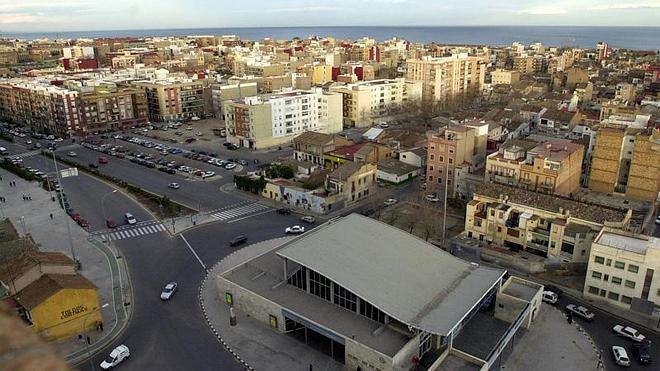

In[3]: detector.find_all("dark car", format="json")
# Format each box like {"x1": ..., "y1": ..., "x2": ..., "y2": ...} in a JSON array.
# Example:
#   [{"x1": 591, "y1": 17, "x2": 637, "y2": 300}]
[
  {"x1": 229, "y1": 235, "x2": 248, "y2": 247},
  {"x1": 277, "y1": 208, "x2": 291, "y2": 215},
  {"x1": 631, "y1": 342, "x2": 652, "y2": 364},
  {"x1": 89, "y1": 162, "x2": 99, "y2": 169},
  {"x1": 77, "y1": 218, "x2": 89, "y2": 228},
  {"x1": 106, "y1": 219, "x2": 118, "y2": 229},
  {"x1": 544, "y1": 284, "x2": 563, "y2": 298}
]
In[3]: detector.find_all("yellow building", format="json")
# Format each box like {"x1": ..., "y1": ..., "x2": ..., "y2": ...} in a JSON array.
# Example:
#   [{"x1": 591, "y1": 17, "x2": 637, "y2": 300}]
[
  {"x1": 405, "y1": 53, "x2": 486, "y2": 102},
  {"x1": 300, "y1": 63, "x2": 333, "y2": 85},
  {"x1": 584, "y1": 228, "x2": 660, "y2": 310},
  {"x1": 465, "y1": 183, "x2": 631, "y2": 264},
  {"x1": 490, "y1": 69, "x2": 520, "y2": 85},
  {"x1": 14, "y1": 274, "x2": 101, "y2": 340}
]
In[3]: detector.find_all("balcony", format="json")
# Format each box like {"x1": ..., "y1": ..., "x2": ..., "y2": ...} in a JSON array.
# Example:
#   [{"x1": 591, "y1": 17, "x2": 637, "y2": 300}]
[{"x1": 527, "y1": 241, "x2": 548, "y2": 252}]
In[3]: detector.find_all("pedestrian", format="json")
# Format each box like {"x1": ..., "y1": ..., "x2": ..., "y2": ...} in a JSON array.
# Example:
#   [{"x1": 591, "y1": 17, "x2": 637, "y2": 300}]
[
  {"x1": 22, "y1": 194, "x2": 25, "y2": 201},
  {"x1": 78, "y1": 334, "x2": 83, "y2": 342},
  {"x1": 28, "y1": 195, "x2": 31, "y2": 201},
  {"x1": 99, "y1": 321, "x2": 104, "y2": 332},
  {"x1": 86, "y1": 336, "x2": 91, "y2": 345},
  {"x1": 49, "y1": 213, "x2": 53, "y2": 219}
]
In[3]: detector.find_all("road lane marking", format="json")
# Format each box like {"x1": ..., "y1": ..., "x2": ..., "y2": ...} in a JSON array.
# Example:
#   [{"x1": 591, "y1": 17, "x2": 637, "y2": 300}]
[
  {"x1": 180, "y1": 235, "x2": 206, "y2": 270},
  {"x1": 227, "y1": 208, "x2": 274, "y2": 224}
]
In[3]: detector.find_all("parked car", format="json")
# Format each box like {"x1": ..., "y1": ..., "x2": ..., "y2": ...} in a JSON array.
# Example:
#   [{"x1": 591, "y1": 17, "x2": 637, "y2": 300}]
[
  {"x1": 106, "y1": 219, "x2": 118, "y2": 229},
  {"x1": 77, "y1": 218, "x2": 89, "y2": 228},
  {"x1": 160, "y1": 282, "x2": 178, "y2": 300},
  {"x1": 168, "y1": 182, "x2": 180, "y2": 189},
  {"x1": 612, "y1": 345, "x2": 631, "y2": 367},
  {"x1": 544, "y1": 284, "x2": 563, "y2": 298},
  {"x1": 383, "y1": 198, "x2": 398, "y2": 206},
  {"x1": 542, "y1": 291, "x2": 558, "y2": 305},
  {"x1": 613, "y1": 325, "x2": 646, "y2": 342},
  {"x1": 201, "y1": 171, "x2": 215, "y2": 179},
  {"x1": 237, "y1": 159, "x2": 248, "y2": 166},
  {"x1": 425, "y1": 194, "x2": 440, "y2": 202},
  {"x1": 225, "y1": 163, "x2": 237, "y2": 170},
  {"x1": 277, "y1": 208, "x2": 291, "y2": 215},
  {"x1": 98, "y1": 156, "x2": 108, "y2": 164},
  {"x1": 229, "y1": 235, "x2": 248, "y2": 247},
  {"x1": 285, "y1": 225, "x2": 305, "y2": 234},
  {"x1": 67, "y1": 151, "x2": 77, "y2": 157},
  {"x1": 100, "y1": 344, "x2": 130, "y2": 370},
  {"x1": 630, "y1": 341, "x2": 652, "y2": 364},
  {"x1": 300, "y1": 216, "x2": 316, "y2": 224},
  {"x1": 124, "y1": 213, "x2": 137, "y2": 225},
  {"x1": 565, "y1": 304, "x2": 595, "y2": 321}
]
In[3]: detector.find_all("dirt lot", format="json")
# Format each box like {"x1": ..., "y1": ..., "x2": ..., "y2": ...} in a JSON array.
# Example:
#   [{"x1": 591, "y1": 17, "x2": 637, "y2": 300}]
[{"x1": 376, "y1": 201, "x2": 464, "y2": 245}]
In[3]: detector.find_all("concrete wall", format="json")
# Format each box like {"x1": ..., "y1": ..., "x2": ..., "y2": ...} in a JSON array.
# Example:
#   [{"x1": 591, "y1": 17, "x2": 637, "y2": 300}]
[
  {"x1": 216, "y1": 277, "x2": 286, "y2": 333},
  {"x1": 392, "y1": 332, "x2": 420, "y2": 370},
  {"x1": 494, "y1": 292, "x2": 527, "y2": 325},
  {"x1": 345, "y1": 336, "x2": 394, "y2": 371},
  {"x1": 32, "y1": 288, "x2": 102, "y2": 341}
]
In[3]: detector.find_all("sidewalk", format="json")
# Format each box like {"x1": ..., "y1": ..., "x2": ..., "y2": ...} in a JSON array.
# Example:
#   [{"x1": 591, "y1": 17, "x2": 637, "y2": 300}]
[
  {"x1": 502, "y1": 305, "x2": 601, "y2": 371},
  {"x1": 199, "y1": 238, "x2": 344, "y2": 371},
  {"x1": 0, "y1": 169, "x2": 132, "y2": 365}
]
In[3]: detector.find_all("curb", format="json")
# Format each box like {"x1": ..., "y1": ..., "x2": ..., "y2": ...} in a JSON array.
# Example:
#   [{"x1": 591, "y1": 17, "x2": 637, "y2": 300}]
[{"x1": 198, "y1": 261, "x2": 255, "y2": 371}]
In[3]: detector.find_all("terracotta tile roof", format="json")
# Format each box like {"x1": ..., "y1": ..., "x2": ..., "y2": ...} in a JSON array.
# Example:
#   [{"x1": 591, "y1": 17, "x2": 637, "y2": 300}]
[
  {"x1": 0, "y1": 251, "x2": 73, "y2": 283},
  {"x1": 14, "y1": 274, "x2": 96, "y2": 310},
  {"x1": 328, "y1": 161, "x2": 363, "y2": 180},
  {"x1": 293, "y1": 131, "x2": 334, "y2": 146}
]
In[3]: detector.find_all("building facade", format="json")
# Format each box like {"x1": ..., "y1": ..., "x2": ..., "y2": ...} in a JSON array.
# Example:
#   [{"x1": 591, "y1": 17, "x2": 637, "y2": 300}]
[
  {"x1": 135, "y1": 78, "x2": 208, "y2": 122},
  {"x1": 223, "y1": 89, "x2": 343, "y2": 149},
  {"x1": 405, "y1": 54, "x2": 486, "y2": 102}
]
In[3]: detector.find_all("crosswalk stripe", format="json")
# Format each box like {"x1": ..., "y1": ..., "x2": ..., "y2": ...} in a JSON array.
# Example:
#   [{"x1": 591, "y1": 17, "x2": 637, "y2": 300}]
[
  {"x1": 137, "y1": 227, "x2": 146, "y2": 235},
  {"x1": 120, "y1": 231, "x2": 128, "y2": 239},
  {"x1": 155, "y1": 224, "x2": 165, "y2": 231}
]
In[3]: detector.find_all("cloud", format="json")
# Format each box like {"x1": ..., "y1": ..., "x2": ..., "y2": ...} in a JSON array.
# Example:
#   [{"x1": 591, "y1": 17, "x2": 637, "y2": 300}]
[
  {"x1": 588, "y1": 2, "x2": 660, "y2": 10},
  {"x1": 0, "y1": 13, "x2": 45, "y2": 24},
  {"x1": 517, "y1": 6, "x2": 568, "y2": 15}
]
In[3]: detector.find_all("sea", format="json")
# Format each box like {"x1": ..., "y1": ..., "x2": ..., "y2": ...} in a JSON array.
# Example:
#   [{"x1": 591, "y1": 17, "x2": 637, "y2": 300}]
[{"x1": 2, "y1": 26, "x2": 659, "y2": 51}]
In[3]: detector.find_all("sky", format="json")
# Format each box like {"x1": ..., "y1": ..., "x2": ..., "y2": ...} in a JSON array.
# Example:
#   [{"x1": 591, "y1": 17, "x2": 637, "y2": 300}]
[{"x1": 0, "y1": 0, "x2": 659, "y2": 32}]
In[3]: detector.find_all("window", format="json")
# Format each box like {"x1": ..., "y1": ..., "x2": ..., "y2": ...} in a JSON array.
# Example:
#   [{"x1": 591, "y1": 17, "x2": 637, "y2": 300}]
[
  {"x1": 621, "y1": 296, "x2": 632, "y2": 304},
  {"x1": 628, "y1": 265, "x2": 639, "y2": 273},
  {"x1": 599, "y1": 289, "x2": 606, "y2": 297},
  {"x1": 591, "y1": 271, "x2": 602, "y2": 279},
  {"x1": 588, "y1": 286, "x2": 599, "y2": 295},
  {"x1": 625, "y1": 280, "x2": 636, "y2": 289},
  {"x1": 612, "y1": 277, "x2": 622, "y2": 285},
  {"x1": 288, "y1": 267, "x2": 307, "y2": 291},
  {"x1": 429, "y1": 166, "x2": 434, "y2": 171},
  {"x1": 309, "y1": 270, "x2": 332, "y2": 301},
  {"x1": 333, "y1": 284, "x2": 357, "y2": 312},
  {"x1": 430, "y1": 154, "x2": 435, "y2": 160},
  {"x1": 603, "y1": 274, "x2": 609, "y2": 282},
  {"x1": 614, "y1": 261, "x2": 625, "y2": 269},
  {"x1": 594, "y1": 256, "x2": 605, "y2": 264},
  {"x1": 608, "y1": 292, "x2": 620, "y2": 301},
  {"x1": 359, "y1": 299, "x2": 386, "y2": 323}
]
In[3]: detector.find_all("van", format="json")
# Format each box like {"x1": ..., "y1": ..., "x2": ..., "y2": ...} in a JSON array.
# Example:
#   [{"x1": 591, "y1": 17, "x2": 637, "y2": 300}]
[{"x1": 124, "y1": 213, "x2": 137, "y2": 225}]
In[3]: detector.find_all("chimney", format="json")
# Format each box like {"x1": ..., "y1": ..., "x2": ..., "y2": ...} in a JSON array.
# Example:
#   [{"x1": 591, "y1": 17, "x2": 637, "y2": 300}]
[{"x1": 559, "y1": 207, "x2": 564, "y2": 215}]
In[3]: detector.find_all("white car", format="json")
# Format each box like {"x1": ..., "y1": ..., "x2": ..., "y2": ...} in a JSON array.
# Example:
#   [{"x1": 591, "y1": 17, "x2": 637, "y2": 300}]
[
  {"x1": 225, "y1": 163, "x2": 237, "y2": 170},
  {"x1": 285, "y1": 225, "x2": 305, "y2": 234},
  {"x1": 656, "y1": 216, "x2": 660, "y2": 225},
  {"x1": 612, "y1": 345, "x2": 631, "y2": 367},
  {"x1": 565, "y1": 304, "x2": 595, "y2": 321},
  {"x1": 425, "y1": 194, "x2": 440, "y2": 202},
  {"x1": 542, "y1": 291, "x2": 558, "y2": 305},
  {"x1": 383, "y1": 198, "x2": 397, "y2": 206},
  {"x1": 160, "y1": 282, "x2": 178, "y2": 300},
  {"x1": 53, "y1": 137, "x2": 63, "y2": 142},
  {"x1": 124, "y1": 213, "x2": 137, "y2": 225},
  {"x1": 100, "y1": 344, "x2": 130, "y2": 369},
  {"x1": 26, "y1": 140, "x2": 33, "y2": 145},
  {"x1": 168, "y1": 182, "x2": 180, "y2": 189},
  {"x1": 201, "y1": 171, "x2": 215, "y2": 179},
  {"x1": 612, "y1": 325, "x2": 645, "y2": 342},
  {"x1": 68, "y1": 151, "x2": 77, "y2": 157}
]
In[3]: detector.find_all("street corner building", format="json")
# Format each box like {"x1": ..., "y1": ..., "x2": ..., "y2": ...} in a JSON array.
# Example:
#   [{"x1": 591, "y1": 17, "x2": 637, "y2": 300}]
[{"x1": 217, "y1": 214, "x2": 543, "y2": 370}]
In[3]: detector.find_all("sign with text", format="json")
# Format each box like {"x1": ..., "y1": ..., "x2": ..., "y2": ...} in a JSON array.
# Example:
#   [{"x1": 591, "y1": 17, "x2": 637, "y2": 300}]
[{"x1": 60, "y1": 168, "x2": 79, "y2": 178}]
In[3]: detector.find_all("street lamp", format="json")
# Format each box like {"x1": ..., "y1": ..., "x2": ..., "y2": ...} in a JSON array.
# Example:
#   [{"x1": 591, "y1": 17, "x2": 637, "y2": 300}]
[
  {"x1": 101, "y1": 190, "x2": 118, "y2": 224},
  {"x1": 82, "y1": 302, "x2": 108, "y2": 371}
]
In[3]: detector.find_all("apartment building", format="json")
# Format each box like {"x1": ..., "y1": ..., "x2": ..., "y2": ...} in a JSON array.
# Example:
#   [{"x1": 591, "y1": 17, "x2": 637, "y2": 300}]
[
  {"x1": 232, "y1": 60, "x2": 285, "y2": 77},
  {"x1": 584, "y1": 228, "x2": 660, "y2": 310},
  {"x1": 134, "y1": 78, "x2": 208, "y2": 122},
  {"x1": 426, "y1": 121, "x2": 489, "y2": 195},
  {"x1": 512, "y1": 55, "x2": 546, "y2": 75},
  {"x1": 76, "y1": 85, "x2": 148, "y2": 133},
  {"x1": 325, "y1": 162, "x2": 377, "y2": 206},
  {"x1": 223, "y1": 89, "x2": 342, "y2": 149},
  {"x1": 405, "y1": 53, "x2": 486, "y2": 102},
  {"x1": 0, "y1": 79, "x2": 80, "y2": 137},
  {"x1": 490, "y1": 69, "x2": 520, "y2": 85},
  {"x1": 330, "y1": 78, "x2": 422, "y2": 127},
  {"x1": 465, "y1": 183, "x2": 631, "y2": 264},
  {"x1": 486, "y1": 140, "x2": 584, "y2": 197},
  {"x1": 210, "y1": 81, "x2": 258, "y2": 117},
  {"x1": 589, "y1": 127, "x2": 659, "y2": 201}
]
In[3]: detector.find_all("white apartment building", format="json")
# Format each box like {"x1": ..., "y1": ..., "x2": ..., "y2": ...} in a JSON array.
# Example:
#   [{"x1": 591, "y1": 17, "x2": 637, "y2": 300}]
[
  {"x1": 584, "y1": 228, "x2": 660, "y2": 311},
  {"x1": 330, "y1": 78, "x2": 422, "y2": 127},
  {"x1": 223, "y1": 88, "x2": 342, "y2": 149}
]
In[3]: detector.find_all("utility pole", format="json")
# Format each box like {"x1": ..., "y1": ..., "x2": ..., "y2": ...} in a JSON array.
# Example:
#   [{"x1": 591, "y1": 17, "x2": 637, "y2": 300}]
[{"x1": 52, "y1": 151, "x2": 77, "y2": 264}]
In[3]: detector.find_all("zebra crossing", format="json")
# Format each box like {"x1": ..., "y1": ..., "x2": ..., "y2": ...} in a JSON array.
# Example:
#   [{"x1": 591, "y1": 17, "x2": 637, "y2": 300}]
[
  {"x1": 10, "y1": 150, "x2": 41, "y2": 159},
  {"x1": 208, "y1": 202, "x2": 271, "y2": 222},
  {"x1": 92, "y1": 220, "x2": 167, "y2": 241}
]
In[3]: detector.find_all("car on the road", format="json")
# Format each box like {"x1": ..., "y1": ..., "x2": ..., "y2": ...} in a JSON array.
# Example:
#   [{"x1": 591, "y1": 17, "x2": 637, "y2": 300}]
[
  {"x1": 46, "y1": 135, "x2": 55, "y2": 140},
  {"x1": 25, "y1": 140, "x2": 32, "y2": 145},
  {"x1": 98, "y1": 156, "x2": 108, "y2": 164},
  {"x1": 383, "y1": 198, "x2": 398, "y2": 206},
  {"x1": 285, "y1": 225, "x2": 305, "y2": 234},
  {"x1": 542, "y1": 291, "x2": 558, "y2": 305},
  {"x1": 631, "y1": 341, "x2": 652, "y2": 364},
  {"x1": 160, "y1": 282, "x2": 178, "y2": 300},
  {"x1": 89, "y1": 163, "x2": 99, "y2": 169},
  {"x1": 277, "y1": 208, "x2": 291, "y2": 215},
  {"x1": 201, "y1": 171, "x2": 215, "y2": 179},
  {"x1": 225, "y1": 163, "x2": 237, "y2": 170},
  {"x1": 67, "y1": 151, "x2": 77, "y2": 157},
  {"x1": 565, "y1": 304, "x2": 595, "y2": 321},
  {"x1": 106, "y1": 219, "x2": 118, "y2": 229},
  {"x1": 124, "y1": 213, "x2": 137, "y2": 225},
  {"x1": 168, "y1": 182, "x2": 180, "y2": 189},
  {"x1": 425, "y1": 194, "x2": 440, "y2": 202},
  {"x1": 613, "y1": 325, "x2": 646, "y2": 342},
  {"x1": 656, "y1": 215, "x2": 660, "y2": 225},
  {"x1": 612, "y1": 345, "x2": 631, "y2": 367},
  {"x1": 100, "y1": 344, "x2": 130, "y2": 370},
  {"x1": 229, "y1": 235, "x2": 248, "y2": 247},
  {"x1": 300, "y1": 216, "x2": 316, "y2": 224}
]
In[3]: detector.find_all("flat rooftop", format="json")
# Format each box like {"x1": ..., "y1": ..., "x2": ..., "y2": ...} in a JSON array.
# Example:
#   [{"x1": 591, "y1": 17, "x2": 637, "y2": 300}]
[
  {"x1": 503, "y1": 282, "x2": 539, "y2": 302},
  {"x1": 597, "y1": 232, "x2": 659, "y2": 255},
  {"x1": 453, "y1": 312, "x2": 511, "y2": 360}
]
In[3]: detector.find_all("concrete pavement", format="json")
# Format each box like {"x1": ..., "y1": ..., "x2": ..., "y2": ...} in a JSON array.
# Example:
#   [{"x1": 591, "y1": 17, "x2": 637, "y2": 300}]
[
  {"x1": 502, "y1": 304, "x2": 600, "y2": 371},
  {"x1": 0, "y1": 169, "x2": 132, "y2": 365}
]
